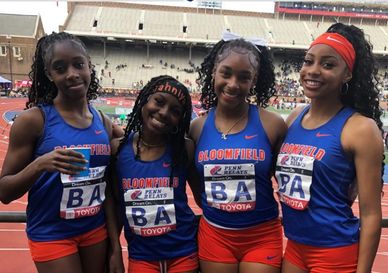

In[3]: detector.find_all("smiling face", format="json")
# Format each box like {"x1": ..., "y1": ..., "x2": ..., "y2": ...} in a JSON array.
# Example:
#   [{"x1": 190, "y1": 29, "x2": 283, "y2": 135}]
[
  {"x1": 213, "y1": 49, "x2": 258, "y2": 109},
  {"x1": 300, "y1": 44, "x2": 352, "y2": 101},
  {"x1": 141, "y1": 92, "x2": 183, "y2": 137},
  {"x1": 45, "y1": 41, "x2": 91, "y2": 100}
]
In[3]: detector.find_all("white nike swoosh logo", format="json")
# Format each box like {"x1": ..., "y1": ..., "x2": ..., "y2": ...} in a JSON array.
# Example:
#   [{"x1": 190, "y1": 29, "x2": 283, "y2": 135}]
[{"x1": 326, "y1": 35, "x2": 344, "y2": 45}]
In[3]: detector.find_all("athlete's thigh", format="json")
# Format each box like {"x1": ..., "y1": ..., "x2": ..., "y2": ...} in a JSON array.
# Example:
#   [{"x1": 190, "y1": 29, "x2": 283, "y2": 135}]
[
  {"x1": 240, "y1": 261, "x2": 280, "y2": 273},
  {"x1": 179, "y1": 270, "x2": 199, "y2": 273},
  {"x1": 199, "y1": 260, "x2": 238, "y2": 273},
  {"x1": 35, "y1": 252, "x2": 83, "y2": 273},
  {"x1": 281, "y1": 259, "x2": 308, "y2": 273},
  {"x1": 79, "y1": 239, "x2": 108, "y2": 273}
]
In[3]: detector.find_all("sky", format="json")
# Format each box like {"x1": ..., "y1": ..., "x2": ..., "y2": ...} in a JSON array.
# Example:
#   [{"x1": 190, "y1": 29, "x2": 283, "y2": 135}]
[{"x1": 0, "y1": 0, "x2": 275, "y2": 34}]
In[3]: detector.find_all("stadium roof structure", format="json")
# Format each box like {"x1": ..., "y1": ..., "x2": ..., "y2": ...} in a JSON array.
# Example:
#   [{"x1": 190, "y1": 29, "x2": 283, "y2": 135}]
[{"x1": 0, "y1": 14, "x2": 42, "y2": 38}]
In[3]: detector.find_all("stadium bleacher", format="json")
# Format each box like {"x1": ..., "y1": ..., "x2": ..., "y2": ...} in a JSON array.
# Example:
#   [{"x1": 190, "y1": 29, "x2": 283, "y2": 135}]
[{"x1": 60, "y1": 2, "x2": 388, "y2": 98}]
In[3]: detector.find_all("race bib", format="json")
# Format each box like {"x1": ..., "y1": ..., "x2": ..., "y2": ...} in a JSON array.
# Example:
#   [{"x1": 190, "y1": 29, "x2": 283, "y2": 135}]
[
  {"x1": 124, "y1": 187, "x2": 176, "y2": 237},
  {"x1": 275, "y1": 154, "x2": 314, "y2": 210},
  {"x1": 204, "y1": 164, "x2": 256, "y2": 212},
  {"x1": 60, "y1": 166, "x2": 106, "y2": 219}
]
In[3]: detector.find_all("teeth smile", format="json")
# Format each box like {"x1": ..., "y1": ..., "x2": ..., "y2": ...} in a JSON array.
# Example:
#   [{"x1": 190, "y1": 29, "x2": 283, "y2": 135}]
[
  {"x1": 305, "y1": 80, "x2": 321, "y2": 86},
  {"x1": 152, "y1": 117, "x2": 167, "y2": 126},
  {"x1": 223, "y1": 91, "x2": 238, "y2": 98}
]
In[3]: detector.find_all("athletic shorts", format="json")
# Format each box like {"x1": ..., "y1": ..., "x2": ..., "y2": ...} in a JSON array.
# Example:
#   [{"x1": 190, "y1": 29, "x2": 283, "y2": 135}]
[
  {"x1": 198, "y1": 217, "x2": 282, "y2": 267},
  {"x1": 28, "y1": 225, "x2": 107, "y2": 262},
  {"x1": 128, "y1": 252, "x2": 198, "y2": 273},
  {"x1": 284, "y1": 239, "x2": 358, "y2": 273}
]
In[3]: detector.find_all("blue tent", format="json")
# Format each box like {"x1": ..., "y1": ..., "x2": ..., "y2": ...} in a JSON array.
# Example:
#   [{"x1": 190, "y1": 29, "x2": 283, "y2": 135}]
[
  {"x1": 0, "y1": 75, "x2": 11, "y2": 84},
  {"x1": 0, "y1": 75, "x2": 12, "y2": 93}
]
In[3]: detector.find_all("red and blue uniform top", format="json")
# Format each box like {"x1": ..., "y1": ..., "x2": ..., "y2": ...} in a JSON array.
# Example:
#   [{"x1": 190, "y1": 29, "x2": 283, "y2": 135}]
[
  {"x1": 27, "y1": 105, "x2": 110, "y2": 241},
  {"x1": 115, "y1": 132, "x2": 197, "y2": 261},
  {"x1": 275, "y1": 106, "x2": 358, "y2": 247},
  {"x1": 195, "y1": 104, "x2": 278, "y2": 229}
]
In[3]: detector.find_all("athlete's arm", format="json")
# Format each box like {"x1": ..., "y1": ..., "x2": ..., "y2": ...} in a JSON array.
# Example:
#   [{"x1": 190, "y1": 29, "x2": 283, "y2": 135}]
[
  {"x1": 342, "y1": 114, "x2": 383, "y2": 273},
  {"x1": 104, "y1": 137, "x2": 125, "y2": 273},
  {"x1": 188, "y1": 115, "x2": 206, "y2": 144},
  {"x1": 186, "y1": 137, "x2": 202, "y2": 208},
  {"x1": 259, "y1": 108, "x2": 288, "y2": 175},
  {"x1": 0, "y1": 108, "x2": 86, "y2": 204}
]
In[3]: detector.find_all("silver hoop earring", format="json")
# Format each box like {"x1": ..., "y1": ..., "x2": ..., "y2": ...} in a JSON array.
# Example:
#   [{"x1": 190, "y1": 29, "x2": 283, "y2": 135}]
[
  {"x1": 171, "y1": 126, "x2": 179, "y2": 134},
  {"x1": 249, "y1": 85, "x2": 256, "y2": 95},
  {"x1": 341, "y1": 82, "x2": 349, "y2": 95}
]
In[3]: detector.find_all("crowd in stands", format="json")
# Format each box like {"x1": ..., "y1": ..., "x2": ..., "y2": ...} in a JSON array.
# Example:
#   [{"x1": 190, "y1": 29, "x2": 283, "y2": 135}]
[{"x1": 4, "y1": 53, "x2": 388, "y2": 104}]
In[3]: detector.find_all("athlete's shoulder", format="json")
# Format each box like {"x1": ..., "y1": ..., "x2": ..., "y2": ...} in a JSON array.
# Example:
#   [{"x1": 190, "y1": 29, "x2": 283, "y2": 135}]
[
  {"x1": 259, "y1": 107, "x2": 287, "y2": 145},
  {"x1": 342, "y1": 113, "x2": 383, "y2": 152},
  {"x1": 189, "y1": 114, "x2": 207, "y2": 144}
]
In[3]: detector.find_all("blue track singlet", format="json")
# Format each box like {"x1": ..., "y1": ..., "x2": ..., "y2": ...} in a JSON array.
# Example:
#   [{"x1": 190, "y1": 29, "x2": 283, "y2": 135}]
[
  {"x1": 275, "y1": 106, "x2": 358, "y2": 247},
  {"x1": 195, "y1": 104, "x2": 278, "y2": 229},
  {"x1": 115, "y1": 133, "x2": 197, "y2": 261},
  {"x1": 26, "y1": 105, "x2": 110, "y2": 241}
]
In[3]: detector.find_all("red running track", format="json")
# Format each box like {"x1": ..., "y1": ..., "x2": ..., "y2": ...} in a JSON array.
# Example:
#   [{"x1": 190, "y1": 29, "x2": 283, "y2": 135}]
[{"x1": 0, "y1": 98, "x2": 387, "y2": 273}]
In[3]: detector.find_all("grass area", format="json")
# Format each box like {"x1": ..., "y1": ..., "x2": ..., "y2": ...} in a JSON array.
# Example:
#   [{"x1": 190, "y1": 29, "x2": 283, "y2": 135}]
[
  {"x1": 267, "y1": 106, "x2": 292, "y2": 115},
  {"x1": 94, "y1": 105, "x2": 117, "y2": 114}
]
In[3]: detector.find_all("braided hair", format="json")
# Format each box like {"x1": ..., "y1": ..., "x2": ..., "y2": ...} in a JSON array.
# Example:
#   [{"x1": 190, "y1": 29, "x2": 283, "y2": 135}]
[
  {"x1": 117, "y1": 75, "x2": 192, "y2": 184},
  {"x1": 326, "y1": 23, "x2": 384, "y2": 190},
  {"x1": 198, "y1": 38, "x2": 276, "y2": 110},
  {"x1": 26, "y1": 32, "x2": 99, "y2": 109}
]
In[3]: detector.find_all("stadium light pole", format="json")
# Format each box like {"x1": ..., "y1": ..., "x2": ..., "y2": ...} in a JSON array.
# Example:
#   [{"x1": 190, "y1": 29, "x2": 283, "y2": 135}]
[{"x1": 6, "y1": 35, "x2": 13, "y2": 91}]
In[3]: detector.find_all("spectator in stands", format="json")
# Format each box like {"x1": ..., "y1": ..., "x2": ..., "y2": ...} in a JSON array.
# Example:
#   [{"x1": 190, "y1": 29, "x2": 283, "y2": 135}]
[
  {"x1": 276, "y1": 23, "x2": 383, "y2": 273},
  {"x1": 189, "y1": 33, "x2": 286, "y2": 273},
  {"x1": 110, "y1": 75, "x2": 199, "y2": 273},
  {"x1": 0, "y1": 32, "x2": 123, "y2": 273}
]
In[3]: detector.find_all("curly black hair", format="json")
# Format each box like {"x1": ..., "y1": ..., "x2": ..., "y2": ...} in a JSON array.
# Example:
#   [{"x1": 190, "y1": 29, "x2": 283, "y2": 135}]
[
  {"x1": 26, "y1": 32, "x2": 99, "y2": 109},
  {"x1": 198, "y1": 38, "x2": 276, "y2": 110},
  {"x1": 326, "y1": 23, "x2": 384, "y2": 189},
  {"x1": 117, "y1": 75, "x2": 192, "y2": 185},
  {"x1": 327, "y1": 23, "x2": 383, "y2": 131}
]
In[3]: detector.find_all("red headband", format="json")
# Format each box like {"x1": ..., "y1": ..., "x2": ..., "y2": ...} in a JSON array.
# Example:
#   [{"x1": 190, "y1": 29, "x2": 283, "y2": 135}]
[
  {"x1": 309, "y1": 32, "x2": 355, "y2": 72},
  {"x1": 154, "y1": 80, "x2": 187, "y2": 105}
]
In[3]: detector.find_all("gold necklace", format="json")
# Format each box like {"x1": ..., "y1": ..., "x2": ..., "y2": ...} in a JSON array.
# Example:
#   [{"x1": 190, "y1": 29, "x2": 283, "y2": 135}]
[
  {"x1": 140, "y1": 138, "x2": 165, "y2": 148},
  {"x1": 218, "y1": 113, "x2": 248, "y2": 140}
]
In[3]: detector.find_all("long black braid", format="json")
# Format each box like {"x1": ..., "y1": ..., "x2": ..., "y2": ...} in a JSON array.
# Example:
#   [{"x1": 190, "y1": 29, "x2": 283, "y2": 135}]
[
  {"x1": 198, "y1": 38, "x2": 276, "y2": 110},
  {"x1": 327, "y1": 23, "x2": 385, "y2": 190},
  {"x1": 26, "y1": 32, "x2": 99, "y2": 109},
  {"x1": 117, "y1": 75, "x2": 192, "y2": 186}
]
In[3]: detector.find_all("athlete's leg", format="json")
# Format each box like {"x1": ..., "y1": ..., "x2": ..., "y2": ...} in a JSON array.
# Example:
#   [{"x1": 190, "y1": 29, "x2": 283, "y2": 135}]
[
  {"x1": 200, "y1": 261, "x2": 238, "y2": 273},
  {"x1": 240, "y1": 262, "x2": 280, "y2": 273},
  {"x1": 281, "y1": 259, "x2": 308, "y2": 273},
  {"x1": 179, "y1": 270, "x2": 199, "y2": 273},
  {"x1": 282, "y1": 239, "x2": 308, "y2": 273},
  {"x1": 35, "y1": 253, "x2": 83, "y2": 273},
  {"x1": 79, "y1": 238, "x2": 108, "y2": 273}
]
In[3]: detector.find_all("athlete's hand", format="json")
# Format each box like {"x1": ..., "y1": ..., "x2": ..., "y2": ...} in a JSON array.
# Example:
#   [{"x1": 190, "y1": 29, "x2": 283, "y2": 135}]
[
  {"x1": 112, "y1": 123, "x2": 125, "y2": 139},
  {"x1": 35, "y1": 148, "x2": 88, "y2": 175},
  {"x1": 108, "y1": 250, "x2": 125, "y2": 273}
]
